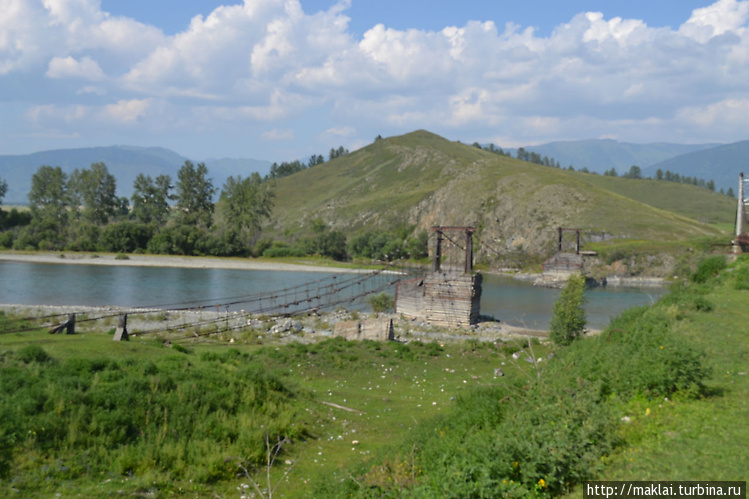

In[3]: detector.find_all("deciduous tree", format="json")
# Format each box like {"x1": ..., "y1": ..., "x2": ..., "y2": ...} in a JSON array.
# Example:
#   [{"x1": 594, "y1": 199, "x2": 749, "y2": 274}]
[
  {"x1": 69, "y1": 162, "x2": 118, "y2": 225},
  {"x1": 132, "y1": 174, "x2": 174, "y2": 224},
  {"x1": 176, "y1": 161, "x2": 216, "y2": 227},
  {"x1": 219, "y1": 172, "x2": 274, "y2": 239},
  {"x1": 28, "y1": 166, "x2": 70, "y2": 224},
  {"x1": 549, "y1": 274, "x2": 587, "y2": 346},
  {"x1": 0, "y1": 177, "x2": 7, "y2": 206}
]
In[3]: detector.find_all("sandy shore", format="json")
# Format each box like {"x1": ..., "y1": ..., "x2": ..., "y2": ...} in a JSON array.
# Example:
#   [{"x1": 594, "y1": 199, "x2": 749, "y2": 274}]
[{"x1": 0, "y1": 250, "x2": 370, "y2": 274}]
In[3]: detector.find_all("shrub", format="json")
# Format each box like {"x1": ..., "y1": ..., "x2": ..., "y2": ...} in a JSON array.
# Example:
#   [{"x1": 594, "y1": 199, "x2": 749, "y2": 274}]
[
  {"x1": 263, "y1": 245, "x2": 306, "y2": 258},
  {"x1": 100, "y1": 221, "x2": 153, "y2": 253},
  {"x1": 691, "y1": 255, "x2": 727, "y2": 283},
  {"x1": 732, "y1": 261, "x2": 749, "y2": 290},
  {"x1": 549, "y1": 274, "x2": 587, "y2": 346},
  {"x1": 367, "y1": 292, "x2": 394, "y2": 313},
  {"x1": 16, "y1": 345, "x2": 51, "y2": 364},
  {"x1": 563, "y1": 306, "x2": 709, "y2": 398}
]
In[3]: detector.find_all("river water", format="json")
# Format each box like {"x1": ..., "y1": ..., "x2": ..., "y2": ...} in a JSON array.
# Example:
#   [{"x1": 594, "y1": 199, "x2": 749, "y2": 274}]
[{"x1": 0, "y1": 261, "x2": 664, "y2": 330}]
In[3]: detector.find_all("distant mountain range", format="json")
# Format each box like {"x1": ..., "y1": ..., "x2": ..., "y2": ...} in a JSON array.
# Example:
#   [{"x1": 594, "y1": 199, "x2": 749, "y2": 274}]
[
  {"x1": 507, "y1": 139, "x2": 720, "y2": 173},
  {"x1": 644, "y1": 140, "x2": 749, "y2": 193},
  {"x1": 0, "y1": 146, "x2": 271, "y2": 205},
  {"x1": 504, "y1": 138, "x2": 747, "y2": 192}
]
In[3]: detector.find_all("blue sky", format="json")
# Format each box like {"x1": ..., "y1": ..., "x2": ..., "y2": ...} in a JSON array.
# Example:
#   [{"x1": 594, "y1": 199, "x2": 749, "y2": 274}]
[{"x1": 2, "y1": 0, "x2": 748, "y2": 163}]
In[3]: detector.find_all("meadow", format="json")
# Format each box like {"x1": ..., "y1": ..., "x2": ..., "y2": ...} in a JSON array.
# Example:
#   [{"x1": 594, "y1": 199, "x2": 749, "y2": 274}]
[{"x1": 1, "y1": 254, "x2": 748, "y2": 497}]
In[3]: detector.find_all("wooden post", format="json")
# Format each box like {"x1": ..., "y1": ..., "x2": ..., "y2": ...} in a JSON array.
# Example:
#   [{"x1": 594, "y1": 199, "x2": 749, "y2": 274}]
[
  {"x1": 735, "y1": 173, "x2": 746, "y2": 255},
  {"x1": 113, "y1": 314, "x2": 129, "y2": 341},
  {"x1": 432, "y1": 227, "x2": 443, "y2": 273},
  {"x1": 65, "y1": 314, "x2": 76, "y2": 335},
  {"x1": 575, "y1": 229, "x2": 580, "y2": 255},
  {"x1": 558, "y1": 227, "x2": 563, "y2": 253},
  {"x1": 464, "y1": 228, "x2": 473, "y2": 273}
]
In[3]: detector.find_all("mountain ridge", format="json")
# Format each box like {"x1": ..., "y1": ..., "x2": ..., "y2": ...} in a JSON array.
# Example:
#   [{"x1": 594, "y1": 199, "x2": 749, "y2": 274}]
[{"x1": 505, "y1": 139, "x2": 721, "y2": 173}]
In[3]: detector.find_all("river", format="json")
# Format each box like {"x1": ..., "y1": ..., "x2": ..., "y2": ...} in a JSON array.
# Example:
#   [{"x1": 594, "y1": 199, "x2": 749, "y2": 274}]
[{"x1": 0, "y1": 261, "x2": 664, "y2": 330}]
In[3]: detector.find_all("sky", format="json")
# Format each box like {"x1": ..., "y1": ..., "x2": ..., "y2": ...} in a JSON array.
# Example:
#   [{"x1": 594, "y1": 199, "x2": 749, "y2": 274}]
[{"x1": 1, "y1": 0, "x2": 748, "y2": 162}]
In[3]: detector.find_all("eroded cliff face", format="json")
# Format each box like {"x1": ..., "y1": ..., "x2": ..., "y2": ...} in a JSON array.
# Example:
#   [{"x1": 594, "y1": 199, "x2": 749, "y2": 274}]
[{"x1": 405, "y1": 170, "x2": 602, "y2": 267}]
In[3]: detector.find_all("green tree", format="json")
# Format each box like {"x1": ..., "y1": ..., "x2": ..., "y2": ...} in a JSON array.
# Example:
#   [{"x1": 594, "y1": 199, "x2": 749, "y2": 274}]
[
  {"x1": 0, "y1": 177, "x2": 7, "y2": 207},
  {"x1": 625, "y1": 165, "x2": 642, "y2": 179},
  {"x1": 69, "y1": 162, "x2": 118, "y2": 225},
  {"x1": 219, "y1": 173, "x2": 274, "y2": 238},
  {"x1": 132, "y1": 173, "x2": 174, "y2": 224},
  {"x1": 28, "y1": 166, "x2": 70, "y2": 225},
  {"x1": 176, "y1": 161, "x2": 216, "y2": 227},
  {"x1": 549, "y1": 274, "x2": 587, "y2": 346}
]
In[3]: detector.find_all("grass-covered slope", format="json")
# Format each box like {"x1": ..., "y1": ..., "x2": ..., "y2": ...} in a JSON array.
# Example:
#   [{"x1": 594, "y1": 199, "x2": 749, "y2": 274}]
[
  {"x1": 313, "y1": 256, "x2": 749, "y2": 497},
  {"x1": 575, "y1": 173, "x2": 735, "y2": 226},
  {"x1": 269, "y1": 131, "x2": 731, "y2": 259}
]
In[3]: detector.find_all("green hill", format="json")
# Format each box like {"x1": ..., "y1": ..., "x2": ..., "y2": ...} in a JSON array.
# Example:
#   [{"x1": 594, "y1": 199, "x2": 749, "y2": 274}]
[{"x1": 268, "y1": 131, "x2": 732, "y2": 261}]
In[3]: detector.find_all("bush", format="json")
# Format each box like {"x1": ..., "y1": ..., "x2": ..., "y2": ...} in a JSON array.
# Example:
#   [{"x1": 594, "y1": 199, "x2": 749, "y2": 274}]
[
  {"x1": 691, "y1": 255, "x2": 727, "y2": 283},
  {"x1": 263, "y1": 245, "x2": 306, "y2": 258},
  {"x1": 367, "y1": 292, "x2": 394, "y2": 313},
  {"x1": 100, "y1": 222, "x2": 153, "y2": 253},
  {"x1": 563, "y1": 306, "x2": 709, "y2": 398},
  {"x1": 549, "y1": 274, "x2": 587, "y2": 346},
  {"x1": 732, "y1": 260, "x2": 749, "y2": 290},
  {"x1": 16, "y1": 345, "x2": 51, "y2": 364}
]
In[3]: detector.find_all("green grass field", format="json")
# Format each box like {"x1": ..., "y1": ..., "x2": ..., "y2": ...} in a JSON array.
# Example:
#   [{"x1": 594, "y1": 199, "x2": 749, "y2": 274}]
[{"x1": 1, "y1": 255, "x2": 748, "y2": 496}]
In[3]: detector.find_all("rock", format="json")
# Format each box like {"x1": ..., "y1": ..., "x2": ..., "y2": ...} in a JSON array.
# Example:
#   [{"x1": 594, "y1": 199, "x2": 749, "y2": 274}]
[{"x1": 494, "y1": 368, "x2": 504, "y2": 377}]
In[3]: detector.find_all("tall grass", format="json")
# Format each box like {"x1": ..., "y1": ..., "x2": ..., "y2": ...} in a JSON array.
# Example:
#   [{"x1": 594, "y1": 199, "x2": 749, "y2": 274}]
[{"x1": 0, "y1": 346, "x2": 308, "y2": 493}]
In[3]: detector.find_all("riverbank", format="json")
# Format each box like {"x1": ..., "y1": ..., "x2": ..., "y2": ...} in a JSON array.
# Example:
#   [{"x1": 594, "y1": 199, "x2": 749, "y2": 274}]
[
  {"x1": 0, "y1": 250, "x2": 370, "y2": 274},
  {"x1": 0, "y1": 303, "x2": 550, "y2": 341}
]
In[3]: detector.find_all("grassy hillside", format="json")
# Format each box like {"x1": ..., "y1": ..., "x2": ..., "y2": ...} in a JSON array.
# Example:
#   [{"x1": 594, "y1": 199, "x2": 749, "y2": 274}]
[
  {"x1": 269, "y1": 131, "x2": 731, "y2": 262},
  {"x1": 571, "y1": 173, "x2": 735, "y2": 226}
]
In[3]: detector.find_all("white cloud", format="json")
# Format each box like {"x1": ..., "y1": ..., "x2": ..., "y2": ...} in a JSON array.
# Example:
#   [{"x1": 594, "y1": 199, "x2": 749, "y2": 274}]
[
  {"x1": 46, "y1": 55, "x2": 104, "y2": 80},
  {"x1": 261, "y1": 128, "x2": 295, "y2": 140},
  {"x1": 25, "y1": 98, "x2": 150, "y2": 125},
  {"x1": 4, "y1": 0, "x2": 749, "y2": 156},
  {"x1": 104, "y1": 98, "x2": 150, "y2": 123},
  {"x1": 680, "y1": 0, "x2": 749, "y2": 42},
  {"x1": 324, "y1": 126, "x2": 355, "y2": 136}
]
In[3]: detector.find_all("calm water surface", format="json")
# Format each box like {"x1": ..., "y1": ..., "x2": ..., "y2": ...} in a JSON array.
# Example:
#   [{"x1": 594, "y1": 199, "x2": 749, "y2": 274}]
[{"x1": 0, "y1": 261, "x2": 664, "y2": 330}]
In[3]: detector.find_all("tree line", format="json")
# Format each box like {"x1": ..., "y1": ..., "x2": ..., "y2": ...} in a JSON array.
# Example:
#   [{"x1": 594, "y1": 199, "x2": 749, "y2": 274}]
[
  {"x1": 0, "y1": 156, "x2": 428, "y2": 262},
  {"x1": 0, "y1": 161, "x2": 275, "y2": 256},
  {"x1": 268, "y1": 145, "x2": 348, "y2": 180}
]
